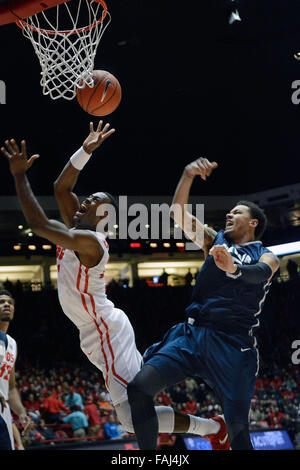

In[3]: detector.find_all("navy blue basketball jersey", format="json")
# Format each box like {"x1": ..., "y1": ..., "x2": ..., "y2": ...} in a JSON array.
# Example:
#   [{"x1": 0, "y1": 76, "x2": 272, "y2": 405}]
[{"x1": 185, "y1": 230, "x2": 272, "y2": 336}]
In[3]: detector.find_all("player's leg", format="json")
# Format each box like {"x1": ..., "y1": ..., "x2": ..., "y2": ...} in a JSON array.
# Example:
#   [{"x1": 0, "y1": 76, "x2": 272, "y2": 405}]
[
  {"x1": 116, "y1": 395, "x2": 221, "y2": 437},
  {"x1": 0, "y1": 415, "x2": 12, "y2": 450},
  {"x1": 127, "y1": 364, "x2": 174, "y2": 449},
  {"x1": 203, "y1": 328, "x2": 258, "y2": 450},
  {"x1": 127, "y1": 363, "x2": 221, "y2": 450},
  {"x1": 225, "y1": 421, "x2": 253, "y2": 450},
  {"x1": 1, "y1": 406, "x2": 14, "y2": 450},
  {"x1": 105, "y1": 318, "x2": 221, "y2": 446}
]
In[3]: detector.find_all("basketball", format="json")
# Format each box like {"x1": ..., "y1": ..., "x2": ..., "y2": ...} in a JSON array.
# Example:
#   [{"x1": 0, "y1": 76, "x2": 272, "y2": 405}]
[{"x1": 76, "y1": 70, "x2": 122, "y2": 116}]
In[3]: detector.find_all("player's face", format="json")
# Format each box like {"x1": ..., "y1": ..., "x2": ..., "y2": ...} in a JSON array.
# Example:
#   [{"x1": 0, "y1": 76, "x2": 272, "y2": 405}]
[
  {"x1": 224, "y1": 205, "x2": 257, "y2": 241},
  {"x1": 0, "y1": 295, "x2": 15, "y2": 323},
  {"x1": 73, "y1": 192, "x2": 111, "y2": 230}
]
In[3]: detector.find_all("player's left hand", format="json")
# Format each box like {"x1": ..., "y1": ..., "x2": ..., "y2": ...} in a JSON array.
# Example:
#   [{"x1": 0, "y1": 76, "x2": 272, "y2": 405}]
[
  {"x1": 83, "y1": 120, "x2": 115, "y2": 154},
  {"x1": 209, "y1": 245, "x2": 237, "y2": 274},
  {"x1": 19, "y1": 413, "x2": 33, "y2": 436},
  {"x1": 1, "y1": 140, "x2": 40, "y2": 176}
]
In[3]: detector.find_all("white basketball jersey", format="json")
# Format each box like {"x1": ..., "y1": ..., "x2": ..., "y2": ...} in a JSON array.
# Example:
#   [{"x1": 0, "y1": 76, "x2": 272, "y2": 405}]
[
  {"x1": 57, "y1": 230, "x2": 113, "y2": 329},
  {"x1": 56, "y1": 230, "x2": 143, "y2": 405},
  {"x1": 0, "y1": 334, "x2": 17, "y2": 401}
]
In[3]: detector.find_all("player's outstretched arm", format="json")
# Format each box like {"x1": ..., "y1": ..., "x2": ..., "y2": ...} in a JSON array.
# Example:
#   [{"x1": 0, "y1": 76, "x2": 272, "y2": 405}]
[
  {"x1": 1, "y1": 139, "x2": 103, "y2": 263},
  {"x1": 54, "y1": 120, "x2": 115, "y2": 228},
  {"x1": 171, "y1": 157, "x2": 218, "y2": 254}
]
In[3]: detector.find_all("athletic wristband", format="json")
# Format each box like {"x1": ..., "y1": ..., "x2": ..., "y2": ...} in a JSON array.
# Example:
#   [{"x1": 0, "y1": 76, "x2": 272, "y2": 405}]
[
  {"x1": 70, "y1": 146, "x2": 92, "y2": 170},
  {"x1": 226, "y1": 262, "x2": 272, "y2": 284}
]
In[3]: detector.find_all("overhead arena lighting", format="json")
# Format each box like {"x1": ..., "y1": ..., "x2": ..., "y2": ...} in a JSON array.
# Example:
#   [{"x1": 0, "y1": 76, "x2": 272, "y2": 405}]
[{"x1": 267, "y1": 241, "x2": 300, "y2": 256}]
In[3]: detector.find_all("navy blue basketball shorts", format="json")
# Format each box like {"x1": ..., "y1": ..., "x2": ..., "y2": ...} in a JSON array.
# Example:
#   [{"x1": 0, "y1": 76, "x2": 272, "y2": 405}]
[
  {"x1": 143, "y1": 323, "x2": 259, "y2": 424},
  {"x1": 0, "y1": 415, "x2": 12, "y2": 450}
]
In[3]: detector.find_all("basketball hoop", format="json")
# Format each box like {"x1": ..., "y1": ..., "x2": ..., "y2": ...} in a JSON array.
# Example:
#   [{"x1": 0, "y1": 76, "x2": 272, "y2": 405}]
[{"x1": 16, "y1": 0, "x2": 111, "y2": 100}]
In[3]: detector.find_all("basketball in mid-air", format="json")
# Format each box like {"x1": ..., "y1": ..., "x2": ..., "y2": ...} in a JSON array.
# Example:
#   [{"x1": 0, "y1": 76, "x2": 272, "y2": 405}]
[{"x1": 76, "y1": 70, "x2": 122, "y2": 116}]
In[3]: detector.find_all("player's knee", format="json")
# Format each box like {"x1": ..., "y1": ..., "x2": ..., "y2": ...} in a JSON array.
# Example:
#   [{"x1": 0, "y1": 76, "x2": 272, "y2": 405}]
[
  {"x1": 128, "y1": 365, "x2": 164, "y2": 405},
  {"x1": 127, "y1": 379, "x2": 142, "y2": 407}
]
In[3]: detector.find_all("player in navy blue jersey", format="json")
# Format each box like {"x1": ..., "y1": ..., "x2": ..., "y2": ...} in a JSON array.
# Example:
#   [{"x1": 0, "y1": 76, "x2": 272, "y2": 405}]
[{"x1": 127, "y1": 157, "x2": 280, "y2": 450}]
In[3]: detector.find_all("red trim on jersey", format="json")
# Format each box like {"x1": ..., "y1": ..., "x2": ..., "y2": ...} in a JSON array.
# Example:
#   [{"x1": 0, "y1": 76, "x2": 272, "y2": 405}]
[
  {"x1": 77, "y1": 263, "x2": 128, "y2": 387},
  {"x1": 88, "y1": 293, "x2": 128, "y2": 386},
  {"x1": 76, "y1": 264, "x2": 110, "y2": 387}
]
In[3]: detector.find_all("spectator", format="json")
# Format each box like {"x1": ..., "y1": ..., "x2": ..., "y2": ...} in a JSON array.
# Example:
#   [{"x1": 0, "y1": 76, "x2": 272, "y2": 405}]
[
  {"x1": 84, "y1": 396, "x2": 101, "y2": 436},
  {"x1": 104, "y1": 414, "x2": 121, "y2": 440},
  {"x1": 115, "y1": 415, "x2": 129, "y2": 439},
  {"x1": 185, "y1": 393, "x2": 199, "y2": 415},
  {"x1": 249, "y1": 402, "x2": 262, "y2": 426},
  {"x1": 287, "y1": 259, "x2": 299, "y2": 281},
  {"x1": 99, "y1": 392, "x2": 114, "y2": 413},
  {"x1": 43, "y1": 389, "x2": 68, "y2": 424},
  {"x1": 65, "y1": 386, "x2": 84, "y2": 410},
  {"x1": 63, "y1": 405, "x2": 89, "y2": 438},
  {"x1": 185, "y1": 270, "x2": 193, "y2": 286},
  {"x1": 36, "y1": 418, "x2": 56, "y2": 441},
  {"x1": 24, "y1": 393, "x2": 41, "y2": 423}
]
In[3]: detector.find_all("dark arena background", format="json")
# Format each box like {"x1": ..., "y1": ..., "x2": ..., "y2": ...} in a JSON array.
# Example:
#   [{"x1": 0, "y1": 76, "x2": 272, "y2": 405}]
[{"x1": 0, "y1": 0, "x2": 299, "y2": 453}]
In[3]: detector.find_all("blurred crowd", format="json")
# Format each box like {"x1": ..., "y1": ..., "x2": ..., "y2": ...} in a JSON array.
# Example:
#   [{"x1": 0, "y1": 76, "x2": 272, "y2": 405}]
[
  {"x1": 14, "y1": 365, "x2": 130, "y2": 447},
  {"x1": 11, "y1": 358, "x2": 299, "y2": 449},
  {"x1": 2, "y1": 258, "x2": 300, "y2": 448}
]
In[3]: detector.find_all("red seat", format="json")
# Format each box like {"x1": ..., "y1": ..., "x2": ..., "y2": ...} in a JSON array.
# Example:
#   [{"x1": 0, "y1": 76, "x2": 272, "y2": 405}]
[
  {"x1": 96, "y1": 428, "x2": 105, "y2": 440},
  {"x1": 54, "y1": 430, "x2": 68, "y2": 440}
]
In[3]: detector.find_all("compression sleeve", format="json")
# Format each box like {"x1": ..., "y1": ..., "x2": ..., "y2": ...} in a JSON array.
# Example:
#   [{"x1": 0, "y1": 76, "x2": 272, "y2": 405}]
[{"x1": 226, "y1": 262, "x2": 272, "y2": 284}]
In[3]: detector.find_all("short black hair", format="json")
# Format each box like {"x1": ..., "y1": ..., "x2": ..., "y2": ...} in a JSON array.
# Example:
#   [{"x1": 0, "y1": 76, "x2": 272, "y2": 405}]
[
  {"x1": 0, "y1": 290, "x2": 14, "y2": 300},
  {"x1": 236, "y1": 200, "x2": 267, "y2": 240},
  {"x1": 103, "y1": 192, "x2": 119, "y2": 228},
  {"x1": 103, "y1": 192, "x2": 119, "y2": 213}
]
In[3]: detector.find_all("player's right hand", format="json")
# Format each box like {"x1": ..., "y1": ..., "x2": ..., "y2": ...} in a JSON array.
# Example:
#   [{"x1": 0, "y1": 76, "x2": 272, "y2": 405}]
[
  {"x1": 1, "y1": 140, "x2": 40, "y2": 177},
  {"x1": 184, "y1": 157, "x2": 218, "y2": 181}
]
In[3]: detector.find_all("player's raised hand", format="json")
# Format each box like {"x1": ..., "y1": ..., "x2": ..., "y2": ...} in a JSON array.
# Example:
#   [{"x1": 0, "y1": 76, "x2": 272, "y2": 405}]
[
  {"x1": 209, "y1": 245, "x2": 237, "y2": 274},
  {"x1": 1, "y1": 140, "x2": 40, "y2": 176},
  {"x1": 185, "y1": 157, "x2": 218, "y2": 181},
  {"x1": 83, "y1": 120, "x2": 115, "y2": 154}
]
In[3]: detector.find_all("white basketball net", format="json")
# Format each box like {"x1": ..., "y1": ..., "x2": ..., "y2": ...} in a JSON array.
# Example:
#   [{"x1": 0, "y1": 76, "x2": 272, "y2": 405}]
[{"x1": 18, "y1": 0, "x2": 111, "y2": 100}]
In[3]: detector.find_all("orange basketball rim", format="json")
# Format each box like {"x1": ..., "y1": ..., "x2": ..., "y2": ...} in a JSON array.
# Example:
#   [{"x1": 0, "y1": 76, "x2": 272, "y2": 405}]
[{"x1": 0, "y1": 0, "x2": 112, "y2": 101}]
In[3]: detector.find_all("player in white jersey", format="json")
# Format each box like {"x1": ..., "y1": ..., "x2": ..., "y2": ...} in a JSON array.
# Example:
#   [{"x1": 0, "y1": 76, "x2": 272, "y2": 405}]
[
  {"x1": 0, "y1": 328, "x2": 11, "y2": 450},
  {"x1": 1, "y1": 123, "x2": 228, "y2": 442},
  {"x1": 0, "y1": 290, "x2": 32, "y2": 449}
]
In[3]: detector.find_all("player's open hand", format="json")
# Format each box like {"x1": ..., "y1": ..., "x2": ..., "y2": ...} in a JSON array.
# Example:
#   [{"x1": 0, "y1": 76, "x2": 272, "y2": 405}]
[
  {"x1": 185, "y1": 157, "x2": 218, "y2": 180},
  {"x1": 209, "y1": 245, "x2": 237, "y2": 274},
  {"x1": 83, "y1": 120, "x2": 115, "y2": 154},
  {"x1": 1, "y1": 140, "x2": 40, "y2": 176}
]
